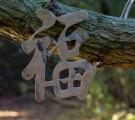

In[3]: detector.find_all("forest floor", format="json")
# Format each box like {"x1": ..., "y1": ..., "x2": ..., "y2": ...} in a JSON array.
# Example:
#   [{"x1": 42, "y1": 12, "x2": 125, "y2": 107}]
[
  {"x1": 0, "y1": 96, "x2": 85, "y2": 120},
  {"x1": 0, "y1": 96, "x2": 135, "y2": 120}
]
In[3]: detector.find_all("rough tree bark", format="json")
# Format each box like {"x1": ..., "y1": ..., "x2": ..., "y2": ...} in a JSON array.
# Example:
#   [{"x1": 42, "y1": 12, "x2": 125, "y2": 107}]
[{"x1": 0, "y1": 0, "x2": 135, "y2": 68}]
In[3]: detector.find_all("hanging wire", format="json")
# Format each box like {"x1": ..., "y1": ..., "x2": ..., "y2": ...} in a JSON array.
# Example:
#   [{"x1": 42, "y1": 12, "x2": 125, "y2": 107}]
[
  {"x1": 121, "y1": 0, "x2": 134, "y2": 19},
  {"x1": 49, "y1": 0, "x2": 56, "y2": 5},
  {"x1": 46, "y1": 0, "x2": 61, "y2": 16}
]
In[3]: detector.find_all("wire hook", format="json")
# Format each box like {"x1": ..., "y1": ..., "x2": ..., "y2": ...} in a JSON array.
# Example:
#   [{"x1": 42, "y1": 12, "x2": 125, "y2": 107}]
[{"x1": 121, "y1": 0, "x2": 134, "y2": 19}]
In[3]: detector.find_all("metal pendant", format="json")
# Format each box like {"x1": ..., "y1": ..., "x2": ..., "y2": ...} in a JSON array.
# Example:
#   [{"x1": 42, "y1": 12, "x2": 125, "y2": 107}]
[{"x1": 22, "y1": 8, "x2": 96, "y2": 102}]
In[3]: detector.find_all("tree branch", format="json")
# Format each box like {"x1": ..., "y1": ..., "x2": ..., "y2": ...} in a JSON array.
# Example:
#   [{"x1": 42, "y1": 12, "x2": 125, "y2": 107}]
[{"x1": 0, "y1": 0, "x2": 135, "y2": 68}]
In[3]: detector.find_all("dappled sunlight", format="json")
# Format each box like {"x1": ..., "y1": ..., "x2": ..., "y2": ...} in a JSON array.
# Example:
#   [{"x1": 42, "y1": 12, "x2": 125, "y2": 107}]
[
  {"x1": 0, "y1": 110, "x2": 26, "y2": 118},
  {"x1": 112, "y1": 111, "x2": 135, "y2": 120}
]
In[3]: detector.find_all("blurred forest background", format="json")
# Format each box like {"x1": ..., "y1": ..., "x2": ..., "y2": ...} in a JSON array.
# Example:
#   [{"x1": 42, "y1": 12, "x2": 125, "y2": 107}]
[{"x1": 0, "y1": 0, "x2": 135, "y2": 120}]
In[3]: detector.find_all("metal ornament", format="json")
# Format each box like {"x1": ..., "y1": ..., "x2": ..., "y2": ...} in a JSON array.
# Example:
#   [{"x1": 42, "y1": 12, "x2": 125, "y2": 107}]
[{"x1": 22, "y1": 8, "x2": 96, "y2": 102}]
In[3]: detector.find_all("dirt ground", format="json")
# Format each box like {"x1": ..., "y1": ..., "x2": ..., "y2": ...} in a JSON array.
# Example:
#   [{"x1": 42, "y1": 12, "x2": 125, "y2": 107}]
[{"x1": 0, "y1": 97, "x2": 86, "y2": 120}]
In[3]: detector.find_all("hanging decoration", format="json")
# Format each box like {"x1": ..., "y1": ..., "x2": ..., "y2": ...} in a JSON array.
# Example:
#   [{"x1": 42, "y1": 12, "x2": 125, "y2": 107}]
[{"x1": 22, "y1": 8, "x2": 96, "y2": 102}]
